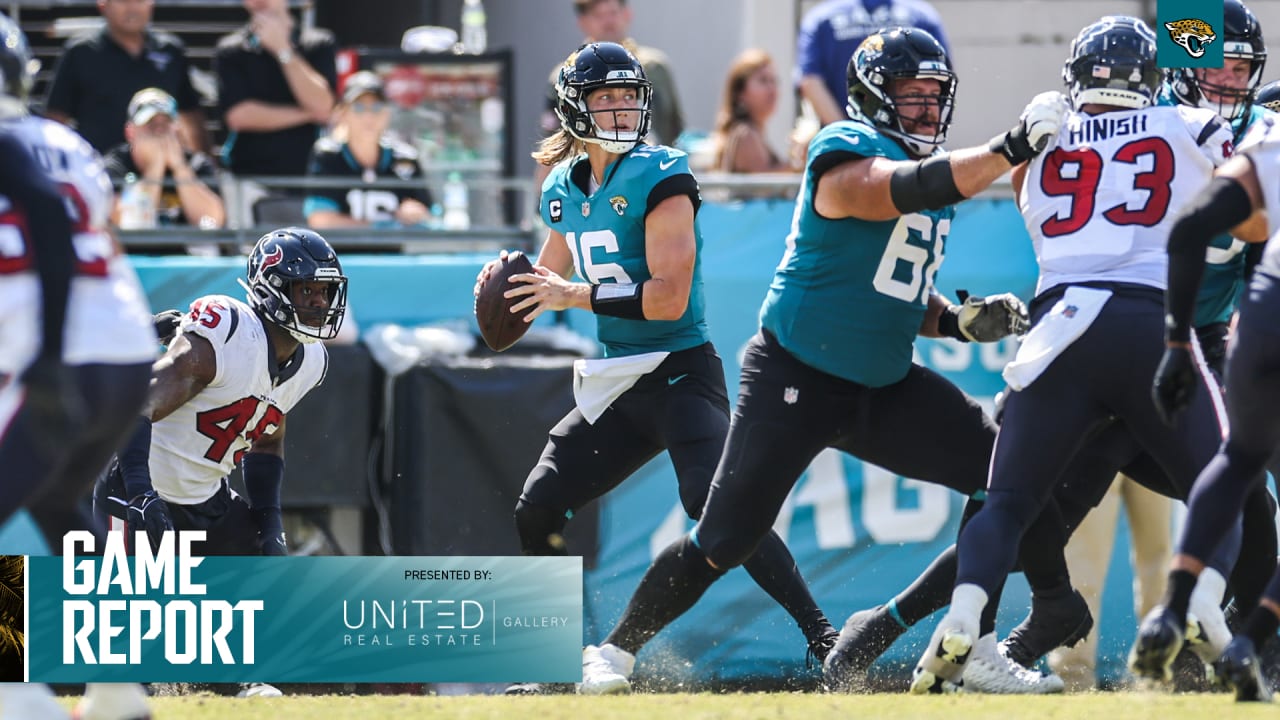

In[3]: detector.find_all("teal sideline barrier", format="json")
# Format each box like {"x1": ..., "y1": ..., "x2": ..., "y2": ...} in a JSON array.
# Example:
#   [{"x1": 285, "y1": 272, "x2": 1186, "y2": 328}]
[{"x1": 8, "y1": 197, "x2": 1143, "y2": 685}]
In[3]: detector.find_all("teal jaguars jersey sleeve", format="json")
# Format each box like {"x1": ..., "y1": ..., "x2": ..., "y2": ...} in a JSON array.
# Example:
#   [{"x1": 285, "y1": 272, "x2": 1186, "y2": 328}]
[
  {"x1": 1196, "y1": 105, "x2": 1276, "y2": 327},
  {"x1": 540, "y1": 146, "x2": 710, "y2": 357},
  {"x1": 760, "y1": 121, "x2": 956, "y2": 387}
]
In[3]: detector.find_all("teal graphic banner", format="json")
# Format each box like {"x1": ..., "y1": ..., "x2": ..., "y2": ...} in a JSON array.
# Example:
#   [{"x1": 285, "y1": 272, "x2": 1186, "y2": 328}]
[
  {"x1": 28, "y1": 546, "x2": 582, "y2": 683},
  {"x1": 1157, "y1": 0, "x2": 1224, "y2": 68}
]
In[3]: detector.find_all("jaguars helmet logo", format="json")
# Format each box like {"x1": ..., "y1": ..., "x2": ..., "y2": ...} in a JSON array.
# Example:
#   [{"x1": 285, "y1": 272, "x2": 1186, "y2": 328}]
[
  {"x1": 1164, "y1": 18, "x2": 1217, "y2": 59},
  {"x1": 609, "y1": 195, "x2": 628, "y2": 216}
]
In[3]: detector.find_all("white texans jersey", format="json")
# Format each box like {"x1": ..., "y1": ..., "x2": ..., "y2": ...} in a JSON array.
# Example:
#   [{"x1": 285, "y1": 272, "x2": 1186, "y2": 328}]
[
  {"x1": 1020, "y1": 105, "x2": 1233, "y2": 296},
  {"x1": 0, "y1": 115, "x2": 154, "y2": 374},
  {"x1": 150, "y1": 295, "x2": 328, "y2": 504},
  {"x1": 1237, "y1": 119, "x2": 1280, "y2": 278}
]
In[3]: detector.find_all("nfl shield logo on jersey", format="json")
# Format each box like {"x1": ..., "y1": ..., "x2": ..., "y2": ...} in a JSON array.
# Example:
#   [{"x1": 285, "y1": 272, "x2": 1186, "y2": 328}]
[{"x1": 783, "y1": 387, "x2": 799, "y2": 405}]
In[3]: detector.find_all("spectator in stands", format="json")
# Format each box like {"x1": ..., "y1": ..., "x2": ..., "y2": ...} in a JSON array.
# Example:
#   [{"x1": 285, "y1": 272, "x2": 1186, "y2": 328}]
[
  {"x1": 44, "y1": 0, "x2": 207, "y2": 154},
  {"x1": 796, "y1": 0, "x2": 950, "y2": 126},
  {"x1": 711, "y1": 49, "x2": 792, "y2": 174},
  {"x1": 214, "y1": 0, "x2": 336, "y2": 177},
  {"x1": 104, "y1": 88, "x2": 225, "y2": 229},
  {"x1": 304, "y1": 71, "x2": 431, "y2": 229},
  {"x1": 534, "y1": 0, "x2": 684, "y2": 189}
]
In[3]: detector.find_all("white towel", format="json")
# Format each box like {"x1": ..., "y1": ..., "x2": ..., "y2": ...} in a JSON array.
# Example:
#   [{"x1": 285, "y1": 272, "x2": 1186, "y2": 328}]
[
  {"x1": 573, "y1": 351, "x2": 670, "y2": 424},
  {"x1": 1002, "y1": 286, "x2": 1112, "y2": 391}
]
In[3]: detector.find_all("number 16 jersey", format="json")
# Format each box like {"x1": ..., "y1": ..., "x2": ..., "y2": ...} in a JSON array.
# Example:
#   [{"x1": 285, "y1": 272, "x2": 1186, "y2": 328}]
[
  {"x1": 150, "y1": 295, "x2": 328, "y2": 504},
  {"x1": 1020, "y1": 104, "x2": 1232, "y2": 296}
]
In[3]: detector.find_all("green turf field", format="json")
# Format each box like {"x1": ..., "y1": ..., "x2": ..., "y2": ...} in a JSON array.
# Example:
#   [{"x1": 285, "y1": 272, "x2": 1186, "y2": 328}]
[{"x1": 57, "y1": 691, "x2": 1280, "y2": 720}]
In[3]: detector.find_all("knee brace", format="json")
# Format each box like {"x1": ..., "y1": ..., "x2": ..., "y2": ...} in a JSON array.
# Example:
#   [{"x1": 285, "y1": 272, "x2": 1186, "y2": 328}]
[{"x1": 513, "y1": 498, "x2": 570, "y2": 556}]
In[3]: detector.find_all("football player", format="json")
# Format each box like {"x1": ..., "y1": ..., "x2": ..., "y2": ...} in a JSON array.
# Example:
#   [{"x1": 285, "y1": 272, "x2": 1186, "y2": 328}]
[
  {"x1": 1136, "y1": 83, "x2": 1280, "y2": 705},
  {"x1": 833, "y1": 1, "x2": 1280, "y2": 685},
  {"x1": 477, "y1": 42, "x2": 837, "y2": 694},
  {"x1": 94, "y1": 227, "x2": 346, "y2": 559},
  {"x1": 0, "y1": 13, "x2": 155, "y2": 720},
  {"x1": 573, "y1": 28, "x2": 1071, "y2": 695},
  {"x1": 912, "y1": 16, "x2": 1237, "y2": 693}
]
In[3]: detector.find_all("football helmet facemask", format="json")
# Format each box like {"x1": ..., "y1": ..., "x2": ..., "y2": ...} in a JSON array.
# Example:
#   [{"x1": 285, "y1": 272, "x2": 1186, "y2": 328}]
[
  {"x1": 1063, "y1": 16, "x2": 1161, "y2": 110},
  {"x1": 846, "y1": 27, "x2": 957, "y2": 157},
  {"x1": 1168, "y1": 0, "x2": 1266, "y2": 123},
  {"x1": 240, "y1": 227, "x2": 348, "y2": 344},
  {"x1": 554, "y1": 41, "x2": 652, "y2": 154}
]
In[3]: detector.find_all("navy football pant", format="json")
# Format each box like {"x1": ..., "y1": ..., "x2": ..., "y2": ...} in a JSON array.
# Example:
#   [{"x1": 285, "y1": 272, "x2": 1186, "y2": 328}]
[
  {"x1": 1179, "y1": 271, "x2": 1280, "y2": 568},
  {"x1": 956, "y1": 285, "x2": 1232, "y2": 597},
  {"x1": 0, "y1": 362, "x2": 150, "y2": 551}
]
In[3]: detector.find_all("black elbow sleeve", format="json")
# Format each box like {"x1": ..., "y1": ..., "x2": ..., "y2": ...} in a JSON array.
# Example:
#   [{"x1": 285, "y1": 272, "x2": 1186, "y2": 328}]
[
  {"x1": 889, "y1": 154, "x2": 965, "y2": 215},
  {"x1": 1168, "y1": 176, "x2": 1254, "y2": 259}
]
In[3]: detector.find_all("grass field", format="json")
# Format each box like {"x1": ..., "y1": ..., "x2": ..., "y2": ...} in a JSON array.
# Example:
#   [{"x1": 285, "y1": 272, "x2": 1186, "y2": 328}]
[{"x1": 55, "y1": 691, "x2": 1280, "y2": 720}]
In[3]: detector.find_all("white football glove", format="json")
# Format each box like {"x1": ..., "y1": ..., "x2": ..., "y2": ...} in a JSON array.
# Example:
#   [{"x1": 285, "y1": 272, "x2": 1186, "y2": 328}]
[
  {"x1": 1019, "y1": 91, "x2": 1070, "y2": 153},
  {"x1": 955, "y1": 292, "x2": 1030, "y2": 343},
  {"x1": 989, "y1": 91, "x2": 1070, "y2": 164}
]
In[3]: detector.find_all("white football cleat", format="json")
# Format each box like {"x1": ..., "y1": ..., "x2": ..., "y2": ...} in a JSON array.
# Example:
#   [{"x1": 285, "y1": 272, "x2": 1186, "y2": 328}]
[
  {"x1": 1, "y1": 683, "x2": 71, "y2": 720},
  {"x1": 236, "y1": 683, "x2": 283, "y2": 698},
  {"x1": 910, "y1": 612, "x2": 977, "y2": 694},
  {"x1": 1186, "y1": 569, "x2": 1231, "y2": 680},
  {"x1": 577, "y1": 643, "x2": 635, "y2": 695},
  {"x1": 72, "y1": 683, "x2": 151, "y2": 720},
  {"x1": 963, "y1": 634, "x2": 1065, "y2": 694}
]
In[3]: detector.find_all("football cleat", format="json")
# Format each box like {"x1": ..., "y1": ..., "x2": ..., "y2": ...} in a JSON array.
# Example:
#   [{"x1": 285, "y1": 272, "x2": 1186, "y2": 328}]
[
  {"x1": 235, "y1": 683, "x2": 282, "y2": 698},
  {"x1": 805, "y1": 622, "x2": 840, "y2": 668},
  {"x1": 823, "y1": 605, "x2": 907, "y2": 693},
  {"x1": 503, "y1": 682, "x2": 574, "y2": 695},
  {"x1": 1215, "y1": 636, "x2": 1274, "y2": 703},
  {"x1": 1129, "y1": 606, "x2": 1185, "y2": 682},
  {"x1": 1000, "y1": 589, "x2": 1093, "y2": 668},
  {"x1": 577, "y1": 643, "x2": 635, "y2": 695},
  {"x1": 72, "y1": 683, "x2": 151, "y2": 720},
  {"x1": 910, "y1": 613, "x2": 976, "y2": 694},
  {"x1": 963, "y1": 633, "x2": 1065, "y2": 694}
]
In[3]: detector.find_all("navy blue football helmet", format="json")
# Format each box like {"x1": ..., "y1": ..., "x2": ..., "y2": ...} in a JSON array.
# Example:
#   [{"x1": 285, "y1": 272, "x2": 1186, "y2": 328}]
[
  {"x1": 846, "y1": 27, "x2": 957, "y2": 157},
  {"x1": 241, "y1": 228, "x2": 347, "y2": 344},
  {"x1": 1256, "y1": 79, "x2": 1280, "y2": 112},
  {"x1": 554, "y1": 42, "x2": 652, "y2": 153},
  {"x1": 1063, "y1": 16, "x2": 1161, "y2": 110},
  {"x1": 0, "y1": 13, "x2": 36, "y2": 105},
  {"x1": 1168, "y1": 0, "x2": 1266, "y2": 122}
]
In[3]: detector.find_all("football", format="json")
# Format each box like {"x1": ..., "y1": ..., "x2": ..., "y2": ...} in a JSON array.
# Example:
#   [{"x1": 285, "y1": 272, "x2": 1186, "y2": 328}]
[{"x1": 474, "y1": 250, "x2": 536, "y2": 352}]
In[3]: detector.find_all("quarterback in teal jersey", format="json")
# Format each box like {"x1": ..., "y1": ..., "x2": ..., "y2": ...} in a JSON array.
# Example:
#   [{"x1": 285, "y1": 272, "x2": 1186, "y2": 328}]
[
  {"x1": 477, "y1": 42, "x2": 837, "y2": 695},
  {"x1": 578, "y1": 28, "x2": 1076, "y2": 695}
]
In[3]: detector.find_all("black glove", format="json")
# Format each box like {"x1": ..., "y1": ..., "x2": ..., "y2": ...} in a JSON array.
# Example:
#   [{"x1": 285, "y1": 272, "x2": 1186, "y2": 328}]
[
  {"x1": 19, "y1": 354, "x2": 85, "y2": 461},
  {"x1": 1152, "y1": 346, "x2": 1197, "y2": 426},
  {"x1": 953, "y1": 291, "x2": 1030, "y2": 342},
  {"x1": 127, "y1": 491, "x2": 174, "y2": 553},
  {"x1": 152, "y1": 309, "x2": 184, "y2": 346}
]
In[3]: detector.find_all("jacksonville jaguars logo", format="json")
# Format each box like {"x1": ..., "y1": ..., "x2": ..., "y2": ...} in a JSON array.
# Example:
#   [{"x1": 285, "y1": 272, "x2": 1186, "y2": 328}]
[
  {"x1": 1164, "y1": 18, "x2": 1217, "y2": 59},
  {"x1": 610, "y1": 195, "x2": 628, "y2": 216}
]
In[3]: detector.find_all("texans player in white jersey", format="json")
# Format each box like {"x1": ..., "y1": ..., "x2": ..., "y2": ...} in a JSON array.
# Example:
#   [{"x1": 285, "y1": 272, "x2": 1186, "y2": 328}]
[
  {"x1": 95, "y1": 227, "x2": 346, "y2": 559},
  {"x1": 912, "y1": 16, "x2": 1237, "y2": 693},
  {"x1": 0, "y1": 13, "x2": 155, "y2": 720},
  {"x1": 1138, "y1": 113, "x2": 1280, "y2": 702}
]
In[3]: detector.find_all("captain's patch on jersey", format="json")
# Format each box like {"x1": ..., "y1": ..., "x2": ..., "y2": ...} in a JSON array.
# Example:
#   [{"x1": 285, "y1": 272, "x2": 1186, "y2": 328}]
[{"x1": 549, "y1": 198, "x2": 562, "y2": 223}]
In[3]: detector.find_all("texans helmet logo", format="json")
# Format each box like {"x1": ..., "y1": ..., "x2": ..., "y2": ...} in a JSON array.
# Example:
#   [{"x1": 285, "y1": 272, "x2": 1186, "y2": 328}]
[{"x1": 260, "y1": 245, "x2": 284, "y2": 270}]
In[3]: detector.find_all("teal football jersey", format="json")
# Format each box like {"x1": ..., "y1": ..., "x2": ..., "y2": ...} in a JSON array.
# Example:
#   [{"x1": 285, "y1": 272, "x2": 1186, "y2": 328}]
[
  {"x1": 540, "y1": 145, "x2": 709, "y2": 357},
  {"x1": 1157, "y1": 86, "x2": 1274, "y2": 326},
  {"x1": 760, "y1": 121, "x2": 955, "y2": 387}
]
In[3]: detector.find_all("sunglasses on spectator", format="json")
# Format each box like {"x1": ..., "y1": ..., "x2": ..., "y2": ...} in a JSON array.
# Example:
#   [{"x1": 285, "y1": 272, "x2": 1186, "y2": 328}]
[{"x1": 351, "y1": 101, "x2": 389, "y2": 113}]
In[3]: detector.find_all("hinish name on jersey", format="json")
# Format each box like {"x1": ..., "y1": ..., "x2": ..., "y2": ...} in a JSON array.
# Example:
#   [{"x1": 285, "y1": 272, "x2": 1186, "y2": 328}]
[{"x1": 1067, "y1": 114, "x2": 1149, "y2": 146}]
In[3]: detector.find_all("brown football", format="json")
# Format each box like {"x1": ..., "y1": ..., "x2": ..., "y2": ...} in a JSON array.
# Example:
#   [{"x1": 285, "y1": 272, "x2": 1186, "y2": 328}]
[{"x1": 474, "y1": 251, "x2": 536, "y2": 352}]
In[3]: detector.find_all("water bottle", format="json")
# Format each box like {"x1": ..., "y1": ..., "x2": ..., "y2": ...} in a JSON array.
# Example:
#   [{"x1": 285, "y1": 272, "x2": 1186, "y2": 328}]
[
  {"x1": 460, "y1": 0, "x2": 487, "y2": 55},
  {"x1": 118, "y1": 174, "x2": 156, "y2": 230},
  {"x1": 442, "y1": 172, "x2": 470, "y2": 230}
]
